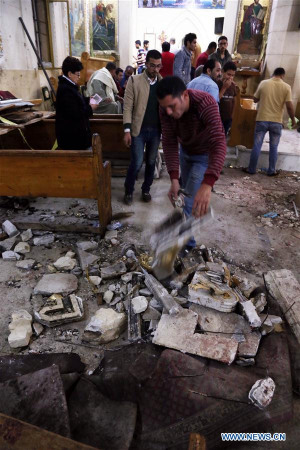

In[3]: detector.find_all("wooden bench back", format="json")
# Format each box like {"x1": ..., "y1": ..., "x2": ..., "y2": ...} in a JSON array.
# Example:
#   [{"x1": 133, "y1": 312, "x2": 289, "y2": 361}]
[
  {"x1": 79, "y1": 51, "x2": 116, "y2": 85},
  {"x1": 228, "y1": 89, "x2": 257, "y2": 149}
]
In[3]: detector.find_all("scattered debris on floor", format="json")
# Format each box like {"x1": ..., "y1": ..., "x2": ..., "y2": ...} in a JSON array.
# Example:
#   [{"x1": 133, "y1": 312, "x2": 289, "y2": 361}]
[{"x1": 0, "y1": 203, "x2": 299, "y2": 449}]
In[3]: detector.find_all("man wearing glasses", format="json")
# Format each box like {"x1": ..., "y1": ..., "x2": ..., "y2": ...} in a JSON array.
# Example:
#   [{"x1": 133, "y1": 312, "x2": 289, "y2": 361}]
[
  {"x1": 209, "y1": 36, "x2": 232, "y2": 69},
  {"x1": 123, "y1": 50, "x2": 163, "y2": 205}
]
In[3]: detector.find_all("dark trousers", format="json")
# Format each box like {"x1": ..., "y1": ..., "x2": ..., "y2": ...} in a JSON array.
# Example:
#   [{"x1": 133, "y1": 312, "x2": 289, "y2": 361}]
[{"x1": 124, "y1": 126, "x2": 161, "y2": 194}]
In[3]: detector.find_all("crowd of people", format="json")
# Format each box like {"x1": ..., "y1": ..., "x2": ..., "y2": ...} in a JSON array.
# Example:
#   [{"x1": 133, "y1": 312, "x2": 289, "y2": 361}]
[{"x1": 55, "y1": 33, "x2": 297, "y2": 255}]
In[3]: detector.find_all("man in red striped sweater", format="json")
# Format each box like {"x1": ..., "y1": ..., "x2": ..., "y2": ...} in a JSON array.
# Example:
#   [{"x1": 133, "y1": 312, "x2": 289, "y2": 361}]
[{"x1": 157, "y1": 76, "x2": 226, "y2": 251}]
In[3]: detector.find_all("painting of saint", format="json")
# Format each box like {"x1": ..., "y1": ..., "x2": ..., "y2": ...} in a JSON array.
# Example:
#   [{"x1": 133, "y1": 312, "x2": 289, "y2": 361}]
[
  {"x1": 138, "y1": 0, "x2": 225, "y2": 8},
  {"x1": 237, "y1": 0, "x2": 269, "y2": 55},
  {"x1": 90, "y1": 1, "x2": 117, "y2": 52},
  {"x1": 69, "y1": 0, "x2": 86, "y2": 56}
]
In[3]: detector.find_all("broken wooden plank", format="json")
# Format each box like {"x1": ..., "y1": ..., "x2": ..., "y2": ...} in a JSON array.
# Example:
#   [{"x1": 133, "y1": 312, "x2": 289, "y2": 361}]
[
  {"x1": 0, "y1": 413, "x2": 97, "y2": 449},
  {"x1": 264, "y1": 269, "x2": 300, "y2": 344}
]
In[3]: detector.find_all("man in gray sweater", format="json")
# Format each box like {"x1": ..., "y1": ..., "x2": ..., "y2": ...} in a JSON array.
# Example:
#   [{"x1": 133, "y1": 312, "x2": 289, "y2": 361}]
[{"x1": 173, "y1": 33, "x2": 197, "y2": 85}]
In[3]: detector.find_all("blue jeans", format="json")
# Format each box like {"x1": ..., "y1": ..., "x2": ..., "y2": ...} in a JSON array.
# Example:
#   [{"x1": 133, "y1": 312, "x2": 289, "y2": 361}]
[
  {"x1": 180, "y1": 148, "x2": 209, "y2": 248},
  {"x1": 248, "y1": 121, "x2": 282, "y2": 174},
  {"x1": 125, "y1": 126, "x2": 161, "y2": 195}
]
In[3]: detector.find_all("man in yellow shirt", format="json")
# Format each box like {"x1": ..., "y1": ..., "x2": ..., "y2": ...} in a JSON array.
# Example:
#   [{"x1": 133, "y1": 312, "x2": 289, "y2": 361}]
[{"x1": 246, "y1": 67, "x2": 296, "y2": 175}]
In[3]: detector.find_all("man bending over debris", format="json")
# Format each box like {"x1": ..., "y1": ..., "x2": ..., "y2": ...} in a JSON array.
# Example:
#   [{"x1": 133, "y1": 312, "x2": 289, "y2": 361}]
[{"x1": 157, "y1": 76, "x2": 226, "y2": 252}]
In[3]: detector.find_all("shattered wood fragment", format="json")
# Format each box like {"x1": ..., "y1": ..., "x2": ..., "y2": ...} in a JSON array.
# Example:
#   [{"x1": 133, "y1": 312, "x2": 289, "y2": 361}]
[
  {"x1": 128, "y1": 297, "x2": 142, "y2": 341},
  {"x1": 264, "y1": 269, "x2": 300, "y2": 344},
  {"x1": 153, "y1": 309, "x2": 238, "y2": 364}
]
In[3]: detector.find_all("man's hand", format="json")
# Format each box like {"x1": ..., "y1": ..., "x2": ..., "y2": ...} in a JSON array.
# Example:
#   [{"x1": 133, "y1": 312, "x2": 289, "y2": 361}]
[
  {"x1": 104, "y1": 98, "x2": 113, "y2": 103},
  {"x1": 222, "y1": 78, "x2": 232, "y2": 90},
  {"x1": 168, "y1": 179, "x2": 180, "y2": 206},
  {"x1": 192, "y1": 183, "x2": 212, "y2": 218},
  {"x1": 124, "y1": 132, "x2": 131, "y2": 147}
]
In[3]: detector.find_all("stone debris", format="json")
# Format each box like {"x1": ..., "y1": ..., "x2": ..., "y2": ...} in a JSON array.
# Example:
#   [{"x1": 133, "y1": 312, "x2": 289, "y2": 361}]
[
  {"x1": 2, "y1": 250, "x2": 21, "y2": 261},
  {"x1": 2, "y1": 220, "x2": 19, "y2": 237},
  {"x1": 33, "y1": 322, "x2": 44, "y2": 336},
  {"x1": 260, "y1": 314, "x2": 284, "y2": 335},
  {"x1": 14, "y1": 242, "x2": 31, "y2": 254},
  {"x1": 89, "y1": 276, "x2": 102, "y2": 286},
  {"x1": 83, "y1": 308, "x2": 127, "y2": 344},
  {"x1": 21, "y1": 229, "x2": 33, "y2": 242},
  {"x1": 77, "y1": 248, "x2": 99, "y2": 271},
  {"x1": 238, "y1": 331, "x2": 261, "y2": 358},
  {"x1": 132, "y1": 296, "x2": 148, "y2": 314},
  {"x1": 101, "y1": 261, "x2": 127, "y2": 280},
  {"x1": 34, "y1": 273, "x2": 78, "y2": 295},
  {"x1": 189, "y1": 271, "x2": 238, "y2": 312},
  {"x1": 248, "y1": 377, "x2": 276, "y2": 409},
  {"x1": 103, "y1": 290, "x2": 114, "y2": 304},
  {"x1": 105, "y1": 230, "x2": 118, "y2": 241},
  {"x1": 251, "y1": 292, "x2": 267, "y2": 314},
  {"x1": 121, "y1": 272, "x2": 133, "y2": 283},
  {"x1": 8, "y1": 310, "x2": 33, "y2": 348},
  {"x1": 34, "y1": 294, "x2": 83, "y2": 327},
  {"x1": 54, "y1": 255, "x2": 77, "y2": 271},
  {"x1": 143, "y1": 270, "x2": 182, "y2": 315},
  {"x1": 153, "y1": 309, "x2": 238, "y2": 364},
  {"x1": 238, "y1": 299, "x2": 262, "y2": 328},
  {"x1": 143, "y1": 306, "x2": 161, "y2": 321},
  {"x1": 16, "y1": 259, "x2": 36, "y2": 270},
  {"x1": 76, "y1": 241, "x2": 98, "y2": 251},
  {"x1": 264, "y1": 269, "x2": 300, "y2": 344},
  {"x1": 0, "y1": 236, "x2": 17, "y2": 252},
  {"x1": 33, "y1": 234, "x2": 55, "y2": 246}
]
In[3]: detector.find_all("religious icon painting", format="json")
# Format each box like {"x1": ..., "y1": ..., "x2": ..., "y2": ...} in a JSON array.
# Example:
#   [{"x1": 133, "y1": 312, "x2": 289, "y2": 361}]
[
  {"x1": 69, "y1": 0, "x2": 86, "y2": 56},
  {"x1": 89, "y1": 0, "x2": 118, "y2": 53},
  {"x1": 235, "y1": 0, "x2": 272, "y2": 57}
]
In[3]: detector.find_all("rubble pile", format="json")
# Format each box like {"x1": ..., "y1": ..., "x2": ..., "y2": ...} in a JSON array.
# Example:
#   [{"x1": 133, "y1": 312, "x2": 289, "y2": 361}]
[
  {"x1": 0, "y1": 217, "x2": 299, "y2": 449},
  {"x1": 1, "y1": 219, "x2": 287, "y2": 370}
]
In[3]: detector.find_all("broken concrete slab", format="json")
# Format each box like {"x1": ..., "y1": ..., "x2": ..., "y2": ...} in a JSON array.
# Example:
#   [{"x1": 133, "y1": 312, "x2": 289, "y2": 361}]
[
  {"x1": 101, "y1": 261, "x2": 127, "y2": 280},
  {"x1": 238, "y1": 331, "x2": 261, "y2": 358},
  {"x1": 190, "y1": 304, "x2": 251, "y2": 335},
  {"x1": 16, "y1": 259, "x2": 36, "y2": 270},
  {"x1": 0, "y1": 365, "x2": 70, "y2": 437},
  {"x1": 0, "y1": 236, "x2": 17, "y2": 252},
  {"x1": 34, "y1": 273, "x2": 78, "y2": 295},
  {"x1": 68, "y1": 378, "x2": 137, "y2": 450},
  {"x1": 8, "y1": 310, "x2": 33, "y2": 348},
  {"x1": 77, "y1": 240, "x2": 98, "y2": 251},
  {"x1": 2, "y1": 250, "x2": 21, "y2": 261},
  {"x1": 153, "y1": 309, "x2": 238, "y2": 364},
  {"x1": 77, "y1": 248, "x2": 99, "y2": 271},
  {"x1": 14, "y1": 241, "x2": 30, "y2": 254},
  {"x1": 238, "y1": 299, "x2": 262, "y2": 328},
  {"x1": 33, "y1": 234, "x2": 55, "y2": 246},
  {"x1": 132, "y1": 296, "x2": 148, "y2": 314},
  {"x1": 264, "y1": 269, "x2": 300, "y2": 344},
  {"x1": 54, "y1": 256, "x2": 76, "y2": 271},
  {"x1": 2, "y1": 219, "x2": 19, "y2": 237},
  {"x1": 34, "y1": 294, "x2": 83, "y2": 327},
  {"x1": 83, "y1": 308, "x2": 127, "y2": 344},
  {"x1": 0, "y1": 353, "x2": 85, "y2": 382},
  {"x1": 188, "y1": 271, "x2": 238, "y2": 312},
  {"x1": 249, "y1": 377, "x2": 276, "y2": 410},
  {"x1": 21, "y1": 228, "x2": 33, "y2": 242}
]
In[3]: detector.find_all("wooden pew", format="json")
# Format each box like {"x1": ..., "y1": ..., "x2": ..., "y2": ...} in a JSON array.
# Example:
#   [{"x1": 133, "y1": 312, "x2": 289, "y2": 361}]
[
  {"x1": 228, "y1": 89, "x2": 257, "y2": 149},
  {"x1": 79, "y1": 51, "x2": 116, "y2": 85},
  {"x1": 0, "y1": 116, "x2": 130, "y2": 176},
  {"x1": 0, "y1": 134, "x2": 111, "y2": 235}
]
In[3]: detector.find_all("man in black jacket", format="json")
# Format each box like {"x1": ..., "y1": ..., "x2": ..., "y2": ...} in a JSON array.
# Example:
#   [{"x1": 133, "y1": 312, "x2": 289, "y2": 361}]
[{"x1": 55, "y1": 56, "x2": 97, "y2": 150}]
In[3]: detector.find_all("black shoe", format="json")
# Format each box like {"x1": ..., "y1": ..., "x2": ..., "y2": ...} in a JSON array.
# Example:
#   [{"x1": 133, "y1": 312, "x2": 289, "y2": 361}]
[
  {"x1": 142, "y1": 192, "x2": 151, "y2": 202},
  {"x1": 267, "y1": 170, "x2": 281, "y2": 177},
  {"x1": 242, "y1": 167, "x2": 255, "y2": 175},
  {"x1": 124, "y1": 193, "x2": 133, "y2": 205}
]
